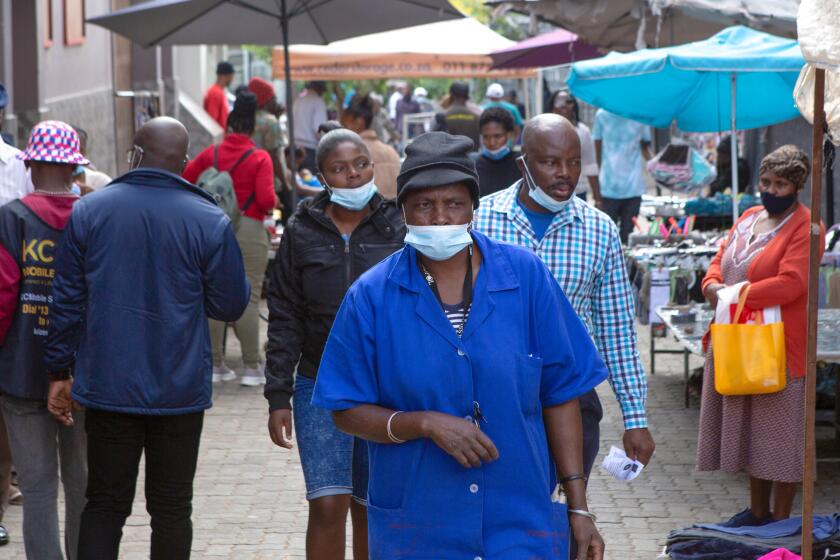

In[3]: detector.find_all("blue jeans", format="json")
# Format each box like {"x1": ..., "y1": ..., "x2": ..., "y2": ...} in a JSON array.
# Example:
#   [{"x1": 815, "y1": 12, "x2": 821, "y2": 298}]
[
  {"x1": 0, "y1": 395, "x2": 87, "y2": 560},
  {"x1": 293, "y1": 374, "x2": 368, "y2": 503}
]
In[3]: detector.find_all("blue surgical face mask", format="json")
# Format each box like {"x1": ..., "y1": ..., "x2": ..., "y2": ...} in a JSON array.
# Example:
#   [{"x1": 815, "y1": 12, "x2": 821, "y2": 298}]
[
  {"x1": 519, "y1": 156, "x2": 571, "y2": 214},
  {"x1": 326, "y1": 178, "x2": 378, "y2": 210},
  {"x1": 403, "y1": 219, "x2": 473, "y2": 262},
  {"x1": 480, "y1": 143, "x2": 511, "y2": 161}
]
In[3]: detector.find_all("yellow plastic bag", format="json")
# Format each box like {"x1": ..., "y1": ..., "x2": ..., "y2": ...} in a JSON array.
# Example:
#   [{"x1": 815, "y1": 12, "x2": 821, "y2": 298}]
[{"x1": 710, "y1": 286, "x2": 786, "y2": 396}]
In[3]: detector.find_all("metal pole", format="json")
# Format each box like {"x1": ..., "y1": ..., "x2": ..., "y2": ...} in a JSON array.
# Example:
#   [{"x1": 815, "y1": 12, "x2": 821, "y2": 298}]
[
  {"x1": 827, "y1": 154, "x2": 835, "y2": 227},
  {"x1": 730, "y1": 73, "x2": 738, "y2": 224},
  {"x1": 281, "y1": 0, "x2": 298, "y2": 212},
  {"x1": 802, "y1": 66, "x2": 826, "y2": 560}
]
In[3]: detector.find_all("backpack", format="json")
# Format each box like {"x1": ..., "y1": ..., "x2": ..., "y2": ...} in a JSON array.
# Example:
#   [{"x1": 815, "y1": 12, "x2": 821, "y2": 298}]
[{"x1": 196, "y1": 146, "x2": 255, "y2": 228}]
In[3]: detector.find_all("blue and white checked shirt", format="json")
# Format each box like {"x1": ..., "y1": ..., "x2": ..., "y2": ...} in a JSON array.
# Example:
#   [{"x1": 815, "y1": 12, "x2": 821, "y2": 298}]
[{"x1": 474, "y1": 182, "x2": 648, "y2": 429}]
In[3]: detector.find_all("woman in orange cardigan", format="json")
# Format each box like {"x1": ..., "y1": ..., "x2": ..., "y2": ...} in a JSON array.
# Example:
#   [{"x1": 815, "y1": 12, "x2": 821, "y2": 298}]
[{"x1": 698, "y1": 144, "x2": 823, "y2": 527}]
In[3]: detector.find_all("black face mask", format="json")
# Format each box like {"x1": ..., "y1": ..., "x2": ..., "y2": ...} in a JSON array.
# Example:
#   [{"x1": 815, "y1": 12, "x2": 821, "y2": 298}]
[{"x1": 760, "y1": 191, "x2": 797, "y2": 215}]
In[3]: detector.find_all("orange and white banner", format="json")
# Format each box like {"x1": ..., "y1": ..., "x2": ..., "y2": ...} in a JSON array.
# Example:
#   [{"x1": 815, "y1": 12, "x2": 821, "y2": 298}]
[{"x1": 273, "y1": 49, "x2": 535, "y2": 81}]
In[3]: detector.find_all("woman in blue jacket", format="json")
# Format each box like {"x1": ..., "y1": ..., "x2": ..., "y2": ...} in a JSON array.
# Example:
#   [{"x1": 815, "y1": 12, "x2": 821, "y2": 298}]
[{"x1": 313, "y1": 132, "x2": 607, "y2": 559}]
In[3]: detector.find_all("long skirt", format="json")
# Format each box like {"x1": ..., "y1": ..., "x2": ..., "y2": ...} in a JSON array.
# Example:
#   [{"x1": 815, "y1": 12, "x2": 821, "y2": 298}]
[{"x1": 696, "y1": 352, "x2": 807, "y2": 483}]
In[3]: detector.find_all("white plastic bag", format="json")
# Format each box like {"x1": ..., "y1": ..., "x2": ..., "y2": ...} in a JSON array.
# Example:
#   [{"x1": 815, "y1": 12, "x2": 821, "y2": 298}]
[
  {"x1": 797, "y1": 0, "x2": 840, "y2": 68},
  {"x1": 795, "y1": 0, "x2": 840, "y2": 145},
  {"x1": 794, "y1": 64, "x2": 840, "y2": 146},
  {"x1": 715, "y1": 282, "x2": 781, "y2": 325}
]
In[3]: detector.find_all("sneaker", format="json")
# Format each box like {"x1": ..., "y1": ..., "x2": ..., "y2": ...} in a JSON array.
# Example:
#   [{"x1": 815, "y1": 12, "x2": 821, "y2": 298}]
[
  {"x1": 0, "y1": 523, "x2": 8, "y2": 545},
  {"x1": 240, "y1": 367, "x2": 265, "y2": 387},
  {"x1": 719, "y1": 508, "x2": 774, "y2": 528},
  {"x1": 212, "y1": 364, "x2": 236, "y2": 383}
]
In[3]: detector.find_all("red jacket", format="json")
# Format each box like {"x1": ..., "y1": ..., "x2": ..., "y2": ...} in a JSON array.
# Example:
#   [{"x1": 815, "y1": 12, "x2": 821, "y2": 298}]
[
  {"x1": 203, "y1": 84, "x2": 229, "y2": 129},
  {"x1": 702, "y1": 204, "x2": 824, "y2": 378},
  {"x1": 183, "y1": 134, "x2": 276, "y2": 221}
]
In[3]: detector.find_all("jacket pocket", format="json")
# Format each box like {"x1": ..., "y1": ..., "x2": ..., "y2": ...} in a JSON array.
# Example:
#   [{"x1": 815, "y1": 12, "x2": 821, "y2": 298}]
[
  {"x1": 367, "y1": 503, "x2": 427, "y2": 560},
  {"x1": 516, "y1": 352, "x2": 544, "y2": 414},
  {"x1": 367, "y1": 439, "x2": 427, "y2": 510},
  {"x1": 359, "y1": 242, "x2": 403, "y2": 268}
]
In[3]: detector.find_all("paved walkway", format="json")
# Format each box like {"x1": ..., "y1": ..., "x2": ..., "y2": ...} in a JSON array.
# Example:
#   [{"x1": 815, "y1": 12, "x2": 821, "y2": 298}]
[{"x1": 3, "y1": 321, "x2": 840, "y2": 558}]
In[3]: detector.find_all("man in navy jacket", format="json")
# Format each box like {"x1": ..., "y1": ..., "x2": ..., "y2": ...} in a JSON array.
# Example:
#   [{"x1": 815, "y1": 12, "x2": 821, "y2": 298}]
[{"x1": 44, "y1": 117, "x2": 250, "y2": 560}]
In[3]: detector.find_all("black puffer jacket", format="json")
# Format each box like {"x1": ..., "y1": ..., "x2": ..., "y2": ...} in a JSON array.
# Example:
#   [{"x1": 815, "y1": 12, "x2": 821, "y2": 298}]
[{"x1": 264, "y1": 191, "x2": 405, "y2": 411}]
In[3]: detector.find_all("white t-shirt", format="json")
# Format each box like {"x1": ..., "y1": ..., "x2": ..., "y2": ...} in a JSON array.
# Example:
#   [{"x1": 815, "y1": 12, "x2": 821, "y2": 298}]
[
  {"x1": 575, "y1": 122, "x2": 600, "y2": 194},
  {"x1": 0, "y1": 136, "x2": 34, "y2": 206},
  {"x1": 293, "y1": 89, "x2": 328, "y2": 150},
  {"x1": 388, "y1": 91, "x2": 402, "y2": 120}
]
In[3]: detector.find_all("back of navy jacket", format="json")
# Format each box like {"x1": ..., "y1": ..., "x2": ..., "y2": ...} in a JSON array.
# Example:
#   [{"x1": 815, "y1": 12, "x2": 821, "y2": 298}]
[{"x1": 44, "y1": 168, "x2": 250, "y2": 415}]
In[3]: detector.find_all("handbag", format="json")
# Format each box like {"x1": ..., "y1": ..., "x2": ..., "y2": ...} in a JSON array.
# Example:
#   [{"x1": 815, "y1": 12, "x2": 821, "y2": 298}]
[
  {"x1": 646, "y1": 143, "x2": 717, "y2": 193},
  {"x1": 710, "y1": 285, "x2": 787, "y2": 396}
]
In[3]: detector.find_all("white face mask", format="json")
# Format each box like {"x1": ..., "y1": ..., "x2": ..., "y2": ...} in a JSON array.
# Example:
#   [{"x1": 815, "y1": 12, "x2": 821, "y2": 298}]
[
  {"x1": 403, "y1": 212, "x2": 473, "y2": 261},
  {"x1": 324, "y1": 178, "x2": 378, "y2": 210},
  {"x1": 518, "y1": 156, "x2": 571, "y2": 214}
]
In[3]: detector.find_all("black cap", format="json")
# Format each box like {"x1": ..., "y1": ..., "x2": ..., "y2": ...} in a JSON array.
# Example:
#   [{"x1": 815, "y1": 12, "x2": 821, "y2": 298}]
[
  {"x1": 0, "y1": 83, "x2": 7, "y2": 109},
  {"x1": 216, "y1": 61, "x2": 234, "y2": 75},
  {"x1": 396, "y1": 132, "x2": 479, "y2": 208},
  {"x1": 449, "y1": 81, "x2": 469, "y2": 98}
]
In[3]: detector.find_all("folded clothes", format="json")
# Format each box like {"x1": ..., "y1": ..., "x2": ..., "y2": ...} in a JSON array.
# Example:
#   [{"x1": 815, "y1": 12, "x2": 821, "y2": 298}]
[
  {"x1": 669, "y1": 537, "x2": 769, "y2": 560},
  {"x1": 667, "y1": 515, "x2": 840, "y2": 560},
  {"x1": 696, "y1": 514, "x2": 840, "y2": 541},
  {"x1": 684, "y1": 193, "x2": 760, "y2": 217},
  {"x1": 668, "y1": 527, "x2": 801, "y2": 553}
]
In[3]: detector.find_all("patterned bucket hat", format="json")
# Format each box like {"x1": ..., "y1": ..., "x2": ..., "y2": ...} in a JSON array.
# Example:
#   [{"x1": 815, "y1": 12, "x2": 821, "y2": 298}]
[{"x1": 19, "y1": 120, "x2": 89, "y2": 165}]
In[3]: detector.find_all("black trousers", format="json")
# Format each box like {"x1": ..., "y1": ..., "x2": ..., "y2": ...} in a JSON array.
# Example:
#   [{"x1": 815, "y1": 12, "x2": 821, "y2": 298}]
[
  {"x1": 580, "y1": 389, "x2": 604, "y2": 480},
  {"x1": 601, "y1": 196, "x2": 642, "y2": 244},
  {"x1": 569, "y1": 389, "x2": 604, "y2": 559},
  {"x1": 77, "y1": 408, "x2": 204, "y2": 560}
]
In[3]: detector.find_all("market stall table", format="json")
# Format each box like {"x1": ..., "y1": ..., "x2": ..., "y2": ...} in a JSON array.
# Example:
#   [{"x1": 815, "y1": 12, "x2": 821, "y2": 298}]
[{"x1": 654, "y1": 306, "x2": 840, "y2": 438}]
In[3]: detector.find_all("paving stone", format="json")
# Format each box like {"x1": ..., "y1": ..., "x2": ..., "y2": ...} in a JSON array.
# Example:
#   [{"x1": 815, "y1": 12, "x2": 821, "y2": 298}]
[{"x1": 2, "y1": 310, "x2": 838, "y2": 558}]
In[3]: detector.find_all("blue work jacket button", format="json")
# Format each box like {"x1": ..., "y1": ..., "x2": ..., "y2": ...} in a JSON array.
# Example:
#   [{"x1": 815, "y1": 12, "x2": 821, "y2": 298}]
[
  {"x1": 457, "y1": 349, "x2": 465, "y2": 356},
  {"x1": 469, "y1": 483, "x2": 479, "y2": 494}
]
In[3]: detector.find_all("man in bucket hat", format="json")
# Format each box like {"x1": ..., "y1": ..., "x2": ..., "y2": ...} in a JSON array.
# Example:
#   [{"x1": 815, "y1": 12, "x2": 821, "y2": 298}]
[{"x1": 0, "y1": 120, "x2": 88, "y2": 558}]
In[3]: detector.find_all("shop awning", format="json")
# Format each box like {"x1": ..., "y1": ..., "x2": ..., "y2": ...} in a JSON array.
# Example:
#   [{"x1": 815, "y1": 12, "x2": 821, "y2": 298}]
[{"x1": 272, "y1": 18, "x2": 535, "y2": 80}]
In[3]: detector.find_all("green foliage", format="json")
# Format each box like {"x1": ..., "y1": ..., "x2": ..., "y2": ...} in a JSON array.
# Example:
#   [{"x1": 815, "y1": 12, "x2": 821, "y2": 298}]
[
  {"x1": 449, "y1": 0, "x2": 526, "y2": 41},
  {"x1": 449, "y1": 0, "x2": 491, "y2": 23},
  {"x1": 243, "y1": 45, "x2": 273, "y2": 63}
]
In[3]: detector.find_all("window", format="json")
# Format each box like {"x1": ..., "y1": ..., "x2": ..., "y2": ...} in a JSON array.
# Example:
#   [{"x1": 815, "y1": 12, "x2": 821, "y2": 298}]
[
  {"x1": 64, "y1": 0, "x2": 85, "y2": 46},
  {"x1": 43, "y1": 0, "x2": 53, "y2": 48}
]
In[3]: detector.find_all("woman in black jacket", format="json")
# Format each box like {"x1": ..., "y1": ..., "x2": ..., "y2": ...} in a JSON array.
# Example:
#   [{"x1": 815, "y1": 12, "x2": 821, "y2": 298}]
[{"x1": 264, "y1": 129, "x2": 405, "y2": 560}]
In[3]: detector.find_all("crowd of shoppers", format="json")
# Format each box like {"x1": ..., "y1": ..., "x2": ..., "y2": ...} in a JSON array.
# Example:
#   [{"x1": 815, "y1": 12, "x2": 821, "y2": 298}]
[{"x1": 0, "y1": 65, "x2": 822, "y2": 560}]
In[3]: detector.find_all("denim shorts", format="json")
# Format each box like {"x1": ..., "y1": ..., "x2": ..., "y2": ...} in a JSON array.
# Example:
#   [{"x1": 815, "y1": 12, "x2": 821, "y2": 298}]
[{"x1": 293, "y1": 374, "x2": 368, "y2": 503}]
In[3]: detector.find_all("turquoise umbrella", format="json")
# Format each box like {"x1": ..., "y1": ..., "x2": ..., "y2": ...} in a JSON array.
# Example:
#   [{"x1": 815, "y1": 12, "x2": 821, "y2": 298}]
[{"x1": 567, "y1": 26, "x2": 805, "y2": 222}]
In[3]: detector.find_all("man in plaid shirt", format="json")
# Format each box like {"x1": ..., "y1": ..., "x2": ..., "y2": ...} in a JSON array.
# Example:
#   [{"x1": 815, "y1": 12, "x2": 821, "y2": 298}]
[{"x1": 474, "y1": 114, "x2": 655, "y2": 479}]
